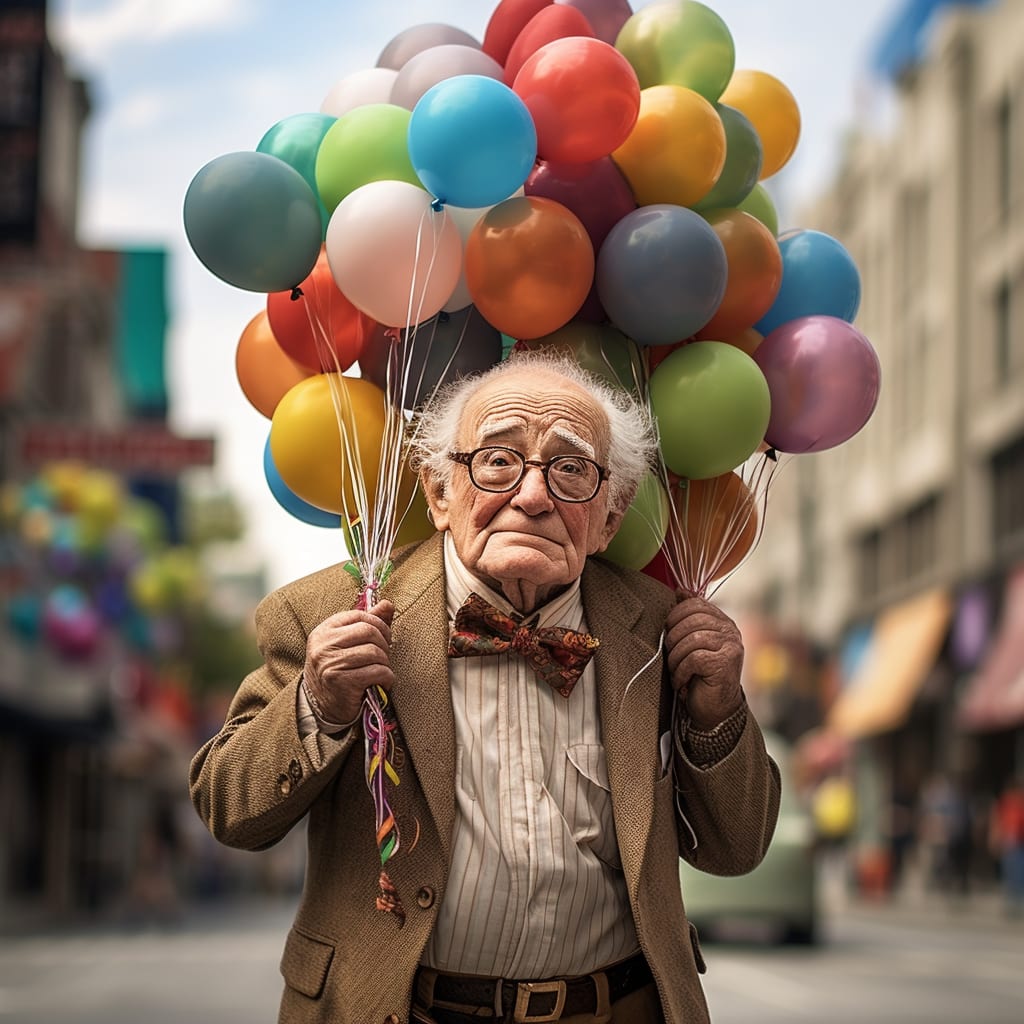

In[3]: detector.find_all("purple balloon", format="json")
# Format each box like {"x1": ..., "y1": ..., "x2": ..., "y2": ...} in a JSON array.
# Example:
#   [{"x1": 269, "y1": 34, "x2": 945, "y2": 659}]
[
  {"x1": 753, "y1": 315, "x2": 882, "y2": 453},
  {"x1": 557, "y1": 0, "x2": 633, "y2": 44}
]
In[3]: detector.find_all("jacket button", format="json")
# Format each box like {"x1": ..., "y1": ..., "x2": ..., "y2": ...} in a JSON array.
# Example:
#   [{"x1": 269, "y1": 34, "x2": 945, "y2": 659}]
[
  {"x1": 416, "y1": 886, "x2": 435, "y2": 909},
  {"x1": 277, "y1": 773, "x2": 292, "y2": 795},
  {"x1": 383, "y1": 1016, "x2": 400, "y2": 1024},
  {"x1": 288, "y1": 759, "x2": 303, "y2": 783}
]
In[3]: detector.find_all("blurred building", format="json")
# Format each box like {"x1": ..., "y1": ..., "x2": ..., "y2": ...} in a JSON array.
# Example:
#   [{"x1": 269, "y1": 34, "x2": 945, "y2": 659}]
[
  {"x1": 0, "y1": 1, "x2": 224, "y2": 924},
  {"x1": 724, "y1": 0, "x2": 1024, "y2": 885}
]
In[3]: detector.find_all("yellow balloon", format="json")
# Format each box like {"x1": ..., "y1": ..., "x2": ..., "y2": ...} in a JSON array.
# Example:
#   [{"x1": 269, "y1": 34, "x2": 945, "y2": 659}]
[
  {"x1": 612, "y1": 85, "x2": 725, "y2": 208},
  {"x1": 270, "y1": 373, "x2": 389, "y2": 516},
  {"x1": 719, "y1": 69, "x2": 801, "y2": 179}
]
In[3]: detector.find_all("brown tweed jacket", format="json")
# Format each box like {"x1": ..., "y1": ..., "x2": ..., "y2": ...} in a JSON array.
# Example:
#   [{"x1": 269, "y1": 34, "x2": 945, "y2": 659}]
[{"x1": 189, "y1": 533, "x2": 780, "y2": 1024}]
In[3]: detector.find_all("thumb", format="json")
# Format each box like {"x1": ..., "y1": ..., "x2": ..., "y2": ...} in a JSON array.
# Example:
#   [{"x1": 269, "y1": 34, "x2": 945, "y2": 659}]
[{"x1": 369, "y1": 599, "x2": 395, "y2": 626}]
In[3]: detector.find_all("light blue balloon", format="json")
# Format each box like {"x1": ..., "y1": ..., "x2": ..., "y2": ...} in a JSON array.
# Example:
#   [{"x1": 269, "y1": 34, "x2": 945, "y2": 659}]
[
  {"x1": 408, "y1": 74, "x2": 537, "y2": 208},
  {"x1": 596, "y1": 205, "x2": 728, "y2": 346},
  {"x1": 263, "y1": 438, "x2": 342, "y2": 529},
  {"x1": 755, "y1": 229, "x2": 861, "y2": 336}
]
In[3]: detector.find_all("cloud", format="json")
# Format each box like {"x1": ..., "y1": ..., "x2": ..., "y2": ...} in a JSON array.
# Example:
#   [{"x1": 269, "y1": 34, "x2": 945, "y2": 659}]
[{"x1": 52, "y1": 0, "x2": 251, "y2": 65}]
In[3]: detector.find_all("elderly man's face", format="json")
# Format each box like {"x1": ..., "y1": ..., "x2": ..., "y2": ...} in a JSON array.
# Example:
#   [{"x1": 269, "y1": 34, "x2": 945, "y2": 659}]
[{"x1": 423, "y1": 368, "x2": 627, "y2": 612}]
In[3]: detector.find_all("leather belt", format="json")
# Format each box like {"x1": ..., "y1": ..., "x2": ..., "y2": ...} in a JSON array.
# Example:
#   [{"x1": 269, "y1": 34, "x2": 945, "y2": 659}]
[{"x1": 416, "y1": 952, "x2": 654, "y2": 1022}]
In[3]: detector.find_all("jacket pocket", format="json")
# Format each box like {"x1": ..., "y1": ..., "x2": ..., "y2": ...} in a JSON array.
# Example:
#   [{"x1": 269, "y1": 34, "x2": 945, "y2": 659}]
[
  {"x1": 688, "y1": 920, "x2": 707, "y2": 975},
  {"x1": 280, "y1": 926, "x2": 335, "y2": 998}
]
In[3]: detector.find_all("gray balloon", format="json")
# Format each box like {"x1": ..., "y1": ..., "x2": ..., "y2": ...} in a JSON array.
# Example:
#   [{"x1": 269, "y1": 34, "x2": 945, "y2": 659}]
[
  {"x1": 391, "y1": 44, "x2": 504, "y2": 110},
  {"x1": 360, "y1": 306, "x2": 503, "y2": 409},
  {"x1": 377, "y1": 23, "x2": 482, "y2": 71}
]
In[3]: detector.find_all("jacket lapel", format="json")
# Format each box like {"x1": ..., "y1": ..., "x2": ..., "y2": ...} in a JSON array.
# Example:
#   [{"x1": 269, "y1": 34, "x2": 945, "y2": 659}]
[{"x1": 582, "y1": 561, "x2": 667, "y2": 890}]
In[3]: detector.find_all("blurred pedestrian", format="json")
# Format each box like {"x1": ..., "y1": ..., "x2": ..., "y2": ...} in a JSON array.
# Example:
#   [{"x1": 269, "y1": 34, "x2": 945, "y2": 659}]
[
  {"x1": 989, "y1": 776, "x2": 1024, "y2": 916},
  {"x1": 920, "y1": 774, "x2": 973, "y2": 897}
]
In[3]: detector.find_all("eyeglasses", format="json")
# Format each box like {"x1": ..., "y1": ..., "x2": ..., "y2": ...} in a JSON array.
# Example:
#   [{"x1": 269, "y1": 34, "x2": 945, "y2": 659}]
[{"x1": 448, "y1": 446, "x2": 608, "y2": 503}]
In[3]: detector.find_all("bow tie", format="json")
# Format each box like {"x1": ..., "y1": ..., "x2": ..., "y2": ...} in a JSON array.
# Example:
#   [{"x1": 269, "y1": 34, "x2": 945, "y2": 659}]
[{"x1": 447, "y1": 592, "x2": 600, "y2": 698}]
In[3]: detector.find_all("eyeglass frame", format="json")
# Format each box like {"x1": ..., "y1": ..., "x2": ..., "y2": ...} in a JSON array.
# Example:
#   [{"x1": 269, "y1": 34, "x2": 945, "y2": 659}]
[{"x1": 447, "y1": 446, "x2": 609, "y2": 503}]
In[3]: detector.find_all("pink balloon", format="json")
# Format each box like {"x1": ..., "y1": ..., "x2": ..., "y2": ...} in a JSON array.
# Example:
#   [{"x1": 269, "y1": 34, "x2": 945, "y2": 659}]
[
  {"x1": 320, "y1": 68, "x2": 397, "y2": 116},
  {"x1": 753, "y1": 315, "x2": 881, "y2": 453},
  {"x1": 391, "y1": 44, "x2": 504, "y2": 110},
  {"x1": 325, "y1": 181, "x2": 463, "y2": 327},
  {"x1": 557, "y1": 0, "x2": 633, "y2": 45}
]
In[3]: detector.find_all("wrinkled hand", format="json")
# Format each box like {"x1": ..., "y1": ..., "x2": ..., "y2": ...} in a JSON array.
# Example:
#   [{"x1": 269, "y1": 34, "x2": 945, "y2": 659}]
[
  {"x1": 665, "y1": 594, "x2": 744, "y2": 730},
  {"x1": 303, "y1": 600, "x2": 395, "y2": 726}
]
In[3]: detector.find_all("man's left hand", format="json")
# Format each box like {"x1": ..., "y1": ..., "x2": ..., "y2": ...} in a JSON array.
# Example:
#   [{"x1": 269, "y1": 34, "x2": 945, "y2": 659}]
[{"x1": 665, "y1": 595, "x2": 744, "y2": 730}]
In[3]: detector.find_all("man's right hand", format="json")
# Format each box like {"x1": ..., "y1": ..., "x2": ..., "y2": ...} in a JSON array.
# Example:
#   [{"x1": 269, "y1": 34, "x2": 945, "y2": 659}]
[{"x1": 302, "y1": 600, "x2": 395, "y2": 727}]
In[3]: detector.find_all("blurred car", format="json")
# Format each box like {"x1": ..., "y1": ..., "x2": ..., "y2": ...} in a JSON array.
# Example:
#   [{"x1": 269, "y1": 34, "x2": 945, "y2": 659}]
[{"x1": 679, "y1": 731, "x2": 819, "y2": 944}]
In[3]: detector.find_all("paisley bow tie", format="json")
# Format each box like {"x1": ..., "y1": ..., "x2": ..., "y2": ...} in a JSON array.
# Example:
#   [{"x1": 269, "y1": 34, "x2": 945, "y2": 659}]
[{"x1": 447, "y1": 592, "x2": 600, "y2": 698}]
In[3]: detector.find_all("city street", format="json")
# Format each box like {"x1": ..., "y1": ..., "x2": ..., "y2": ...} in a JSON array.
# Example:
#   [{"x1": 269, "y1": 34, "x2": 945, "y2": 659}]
[{"x1": 0, "y1": 893, "x2": 1019, "y2": 1023}]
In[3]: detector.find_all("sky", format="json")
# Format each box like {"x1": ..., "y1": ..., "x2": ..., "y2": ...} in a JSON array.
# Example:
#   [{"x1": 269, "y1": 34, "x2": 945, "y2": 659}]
[{"x1": 49, "y1": 0, "x2": 900, "y2": 590}]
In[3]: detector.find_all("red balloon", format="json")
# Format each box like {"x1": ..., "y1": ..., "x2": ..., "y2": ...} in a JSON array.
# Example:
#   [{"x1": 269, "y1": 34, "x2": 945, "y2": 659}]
[
  {"x1": 695, "y1": 211, "x2": 782, "y2": 341},
  {"x1": 483, "y1": 0, "x2": 552, "y2": 65},
  {"x1": 503, "y1": 5, "x2": 594, "y2": 85},
  {"x1": 514, "y1": 37, "x2": 641, "y2": 164},
  {"x1": 266, "y1": 247, "x2": 375, "y2": 373}
]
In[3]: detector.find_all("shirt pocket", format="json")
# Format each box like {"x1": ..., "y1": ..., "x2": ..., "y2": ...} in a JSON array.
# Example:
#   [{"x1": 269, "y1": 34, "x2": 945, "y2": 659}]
[{"x1": 564, "y1": 742, "x2": 621, "y2": 869}]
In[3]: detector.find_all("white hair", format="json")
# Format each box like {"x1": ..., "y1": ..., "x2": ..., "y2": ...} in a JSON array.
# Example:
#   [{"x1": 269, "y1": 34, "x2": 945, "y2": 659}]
[{"x1": 410, "y1": 349, "x2": 658, "y2": 509}]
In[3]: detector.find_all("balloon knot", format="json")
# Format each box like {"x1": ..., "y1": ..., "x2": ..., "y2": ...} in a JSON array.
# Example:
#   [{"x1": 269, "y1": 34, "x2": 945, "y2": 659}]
[
  {"x1": 430, "y1": 197, "x2": 445, "y2": 213},
  {"x1": 437, "y1": 311, "x2": 450, "y2": 324},
  {"x1": 290, "y1": 286, "x2": 303, "y2": 302}
]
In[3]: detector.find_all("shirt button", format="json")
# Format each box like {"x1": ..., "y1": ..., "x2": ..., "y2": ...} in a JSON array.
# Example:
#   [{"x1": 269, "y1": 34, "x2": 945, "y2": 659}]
[
  {"x1": 416, "y1": 886, "x2": 435, "y2": 909},
  {"x1": 277, "y1": 773, "x2": 292, "y2": 796}
]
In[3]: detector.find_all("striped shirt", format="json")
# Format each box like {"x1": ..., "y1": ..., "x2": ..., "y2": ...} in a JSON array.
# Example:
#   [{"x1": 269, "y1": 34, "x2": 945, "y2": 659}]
[{"x1": 420, "y1": 534, "x2": 639, "y2": 978}]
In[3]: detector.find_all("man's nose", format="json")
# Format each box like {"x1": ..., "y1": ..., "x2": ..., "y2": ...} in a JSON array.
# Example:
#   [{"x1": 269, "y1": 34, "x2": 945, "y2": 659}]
[{"x1": 511, "y1": 463, "x2": 553, "y2": 512}]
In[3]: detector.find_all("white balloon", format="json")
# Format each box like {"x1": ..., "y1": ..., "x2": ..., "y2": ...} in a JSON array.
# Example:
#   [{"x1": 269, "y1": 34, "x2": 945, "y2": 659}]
[{"x1": 320, "y1": 67, "x2": 398, "y2": 117}]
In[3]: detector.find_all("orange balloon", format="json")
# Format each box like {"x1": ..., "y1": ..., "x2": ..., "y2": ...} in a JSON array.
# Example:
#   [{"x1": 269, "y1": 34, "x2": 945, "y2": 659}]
[
  {"x1": 719, "y1": 70, "x2": 801, "y2": 179},
  {"x1": 695, "y1": 211, "x2": 782, "y2": 340},
  {"x1": 235, "y1": 311, "x2": 313, "y2": 419},
  {"x1": 465, "y1": 195, "x2": 595, "y2": 340},
  {"x1": 267, "y1": 246, "x2": 375, "y2": 373},
  {"x1": 718, "y1": 326, "x2": 764, "y2": 357},
  {"x1": 611, "y1": 85, "x2": 725, "y2": 207},
  {"x1": 670, "y1": 471, "x2": 758, "y2": 585},
  {"x1": 269, "y1": 374, "x2": 390, "y2": 515}
]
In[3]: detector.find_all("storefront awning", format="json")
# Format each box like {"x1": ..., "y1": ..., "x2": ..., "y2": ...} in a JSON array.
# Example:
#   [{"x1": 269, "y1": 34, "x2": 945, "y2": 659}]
[
  {"x1": 958, "y1": 565, "x2": 1024, "y2": 732},
  {"x1": 828, "y1": 588, "x2": 952, "y2": 738}
]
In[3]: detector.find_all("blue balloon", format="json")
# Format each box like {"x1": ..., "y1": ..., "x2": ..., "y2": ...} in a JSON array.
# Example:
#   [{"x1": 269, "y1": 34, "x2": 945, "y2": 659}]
[
  {"x1": 755, "y1": 229, "x2": 861, "y2": 336},
  {"x1": 263, "y1": 438, "x2": 342, "y2": 528},
  {"x1": 408, "y1": 75, "x2": 537, "y2": 209},
  {"x1": 595, "y1": 205, "x2": 728, "y2": 346}
]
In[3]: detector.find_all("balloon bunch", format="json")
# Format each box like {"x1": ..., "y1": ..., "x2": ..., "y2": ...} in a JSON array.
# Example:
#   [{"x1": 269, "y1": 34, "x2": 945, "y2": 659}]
[
  {"x1": 182, "y1": 0, "x2": 883, "y2": 922},
  {"x1": 0, "y1": 463, "x2": 202, "y2": 664}
]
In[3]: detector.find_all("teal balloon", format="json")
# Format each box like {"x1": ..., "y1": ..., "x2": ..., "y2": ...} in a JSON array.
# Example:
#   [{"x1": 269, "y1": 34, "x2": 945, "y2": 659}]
[
  {"x1": 649, "y1": 341, "x2": 771, "y2": 480},
  {"x1": 736, "y1": 182, "x2": 778, "y2": 237},
  {"x1": 615, "y1": 0, "x2": 735, "y2": 100},
  {"x1": 263, "y1": 438, "x2": 342, "y2": 529},
  {"x1": 603, "y1": 471, "x2": 670, "y2": 570},
  {"x1": 183, "y1": 151, "x2": 322, "y2": 292},
  {"x1": 694, "y1": 104, "x2": 762, "y2": 213},
  {"x1": 257, "y1": 112, "x2": 337, "y2": 238}
]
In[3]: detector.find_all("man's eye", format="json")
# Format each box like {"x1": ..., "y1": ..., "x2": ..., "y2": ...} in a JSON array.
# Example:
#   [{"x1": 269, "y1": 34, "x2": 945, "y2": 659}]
[
  {"x1": 480, "y1": 450, "x2": 515, "y2": 468},
  {"x1": 554, "y1": 458, "x2": 586, "y2": 476}
]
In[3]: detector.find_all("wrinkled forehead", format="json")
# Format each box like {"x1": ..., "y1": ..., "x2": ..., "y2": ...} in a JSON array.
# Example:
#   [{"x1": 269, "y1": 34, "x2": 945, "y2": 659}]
[{"x1": 459, "y1": 370, "x2": 611, "y2": 456}]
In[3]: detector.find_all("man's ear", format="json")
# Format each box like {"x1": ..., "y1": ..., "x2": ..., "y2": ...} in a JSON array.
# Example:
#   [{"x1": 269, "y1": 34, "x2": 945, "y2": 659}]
[{"x1": 420, "y1": 470, "x2": 451, "y2": 533}]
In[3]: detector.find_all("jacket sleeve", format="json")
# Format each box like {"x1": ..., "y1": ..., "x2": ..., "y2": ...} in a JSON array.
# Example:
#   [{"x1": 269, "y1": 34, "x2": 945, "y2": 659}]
[
  {"x1": 188, "y1": 587, "x2": 359, "y2": 851},
  {"x1": 673, "y1": 710, "x2": 782, "y2": 876}
]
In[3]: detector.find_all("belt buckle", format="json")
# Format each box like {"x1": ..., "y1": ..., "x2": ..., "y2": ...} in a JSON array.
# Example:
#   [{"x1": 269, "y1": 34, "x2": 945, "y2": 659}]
[{"x1": 514, "y1": 980, "x2": 567, "y2": 1023}]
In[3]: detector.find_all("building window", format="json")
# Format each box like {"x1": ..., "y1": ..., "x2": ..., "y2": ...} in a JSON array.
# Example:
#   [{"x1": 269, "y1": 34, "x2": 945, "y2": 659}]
[
  {"x1": 899, "y1": 185, "x2": 928, "y2": 293},
  {"x1": 856, "y1": 493, "x2": 945, "y2": 599},
  {"x1": 992, "y1": 436, "x2": 1024, "y2": 551},
  {"x1": 857, "y1": 528, "x2": 883, "y2": 600},
  {"x1": 994, "y1": 278, "x2": 1012, "y2": 382},
  {"x1": 996, "y1": 93, "x2": 1012, "y2": 221}
]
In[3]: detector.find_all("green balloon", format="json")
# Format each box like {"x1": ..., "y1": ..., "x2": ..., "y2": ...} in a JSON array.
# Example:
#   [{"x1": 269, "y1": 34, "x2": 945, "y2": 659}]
[
  {"x1": 616, "y1": 0, "x2": 735, "y2": 101},
  {"x1": 258, "y1": 112, "x2": 337, "y2": 238},
  {"x1": 649, "y1": 341, "x2": 770, "y2": 480},
  {"x1": 315, "y1": 103, "x2": 422, "y2": 214},
  {"x1": 694, "y1": 104, "x2": 763, "y2": 212},
  {"x1": 183, "y1": 151, "x2": 322, "y2": 293},
  {"x1": 736, "y1": 182, "x2": 779, "y2": 237},
  {"x1": 603, "y1": 471, "x2": 670, "y2": 570},
  {"x1": 521, "y1": 322, "x2": 645, "y2": 394}
]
